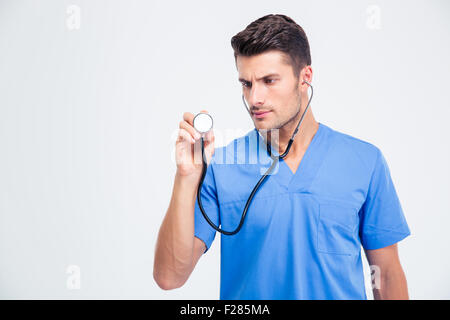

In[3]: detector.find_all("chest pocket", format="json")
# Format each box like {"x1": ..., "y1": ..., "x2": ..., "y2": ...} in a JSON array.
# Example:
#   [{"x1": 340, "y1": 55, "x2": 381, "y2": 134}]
[{"x1": 317, "y1": 202, "x2": 360, "y2": 256}]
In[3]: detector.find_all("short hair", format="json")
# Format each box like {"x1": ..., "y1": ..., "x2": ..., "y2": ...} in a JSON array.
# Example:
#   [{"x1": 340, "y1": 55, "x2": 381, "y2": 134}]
[{"x1": 231, "y1": 14, "x2": 312, "y2": 78}]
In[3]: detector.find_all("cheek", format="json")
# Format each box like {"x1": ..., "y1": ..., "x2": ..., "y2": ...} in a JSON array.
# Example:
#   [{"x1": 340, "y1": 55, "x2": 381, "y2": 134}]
[
  {"x1": 274, "y1": 83, "x2": 294, "y2": 100},
  {"x1": 268, "y1": 81, "x2": 299, "y2": 114}
]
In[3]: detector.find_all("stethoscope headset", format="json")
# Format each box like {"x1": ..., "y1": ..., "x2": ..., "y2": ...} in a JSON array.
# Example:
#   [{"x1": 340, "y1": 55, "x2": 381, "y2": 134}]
[{"x1": 193, "y1": 80, "x2": 314, "y2": 235}]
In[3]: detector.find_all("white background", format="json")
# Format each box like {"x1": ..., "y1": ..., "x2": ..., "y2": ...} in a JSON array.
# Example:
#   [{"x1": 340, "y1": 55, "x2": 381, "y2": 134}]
[{"x1": 0, "y1": 0, "x2": 449, "y2": 299}]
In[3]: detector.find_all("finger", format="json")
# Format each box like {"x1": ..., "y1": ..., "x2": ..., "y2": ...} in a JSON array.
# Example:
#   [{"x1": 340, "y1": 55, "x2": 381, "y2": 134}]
[
  {"x1": 176, "y1": 128, "x2": 196, "y2": 144},
  {"x1": 204, "y1": 129, "x2": 215, "y2": 150},
  {"x1": 179, "y1": 120, "x2": 201, "y2": 140},
  {"x1": 204, "y1": 138, "x2": 215, "y2": 164},
  {"x1": 204, "y1": 128, "x2": 214, "y2": 142},
  {"x1": 183, "y1": 112, "x2": 195, "y2": 126}
]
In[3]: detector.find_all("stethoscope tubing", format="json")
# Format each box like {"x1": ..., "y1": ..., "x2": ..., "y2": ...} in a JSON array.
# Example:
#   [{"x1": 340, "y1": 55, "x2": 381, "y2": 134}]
[{"x1": 197, "y1": 81, "x2": 314, "y2": 235}]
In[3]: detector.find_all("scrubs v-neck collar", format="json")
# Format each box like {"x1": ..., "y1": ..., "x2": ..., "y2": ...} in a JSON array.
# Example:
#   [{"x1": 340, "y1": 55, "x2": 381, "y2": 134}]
[{"x1": 255, "y1": 122, "x2": 329, "y2": 192}]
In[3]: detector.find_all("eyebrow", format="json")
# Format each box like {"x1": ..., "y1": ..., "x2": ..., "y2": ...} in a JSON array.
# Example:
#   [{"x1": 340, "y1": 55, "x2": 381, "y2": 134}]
[{"x1": 238, "y1": 73, "x2": 280, "y2": 83}]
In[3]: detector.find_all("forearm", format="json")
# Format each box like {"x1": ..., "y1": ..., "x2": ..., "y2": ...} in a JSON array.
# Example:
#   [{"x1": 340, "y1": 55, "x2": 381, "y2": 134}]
[
  {"x1": 373, "y1": 268, "x2": 409, "y2": 300},
  {"x1": 153, "y1": 172, "x2": 200, "y2": 288}
]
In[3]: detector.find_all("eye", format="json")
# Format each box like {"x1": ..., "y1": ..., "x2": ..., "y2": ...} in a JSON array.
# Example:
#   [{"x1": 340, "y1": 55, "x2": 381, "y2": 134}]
[
  {"x1": 241, "y1": 81, "x2": 251, "y2": 88},
  {"x1": 265, "y1": 78, "x2": 276, "y2": 84}
]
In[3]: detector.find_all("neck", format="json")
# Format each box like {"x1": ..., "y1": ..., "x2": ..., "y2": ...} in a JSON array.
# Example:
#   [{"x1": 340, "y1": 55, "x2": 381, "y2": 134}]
[{"x1": 267, "y1": 104, "x2": 319, "y2": 160}]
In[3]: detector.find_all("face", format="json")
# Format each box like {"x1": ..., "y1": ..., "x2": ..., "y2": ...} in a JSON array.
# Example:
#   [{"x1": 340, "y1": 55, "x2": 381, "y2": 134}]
[{"x1": 236, "y1": 50, "x2": 310, "y2": 132}]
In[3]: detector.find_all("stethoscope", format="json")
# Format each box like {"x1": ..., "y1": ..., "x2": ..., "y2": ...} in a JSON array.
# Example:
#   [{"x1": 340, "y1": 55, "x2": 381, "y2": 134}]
[{"x1": 193, "y1": 80, "x2": 314, "y2": 235}]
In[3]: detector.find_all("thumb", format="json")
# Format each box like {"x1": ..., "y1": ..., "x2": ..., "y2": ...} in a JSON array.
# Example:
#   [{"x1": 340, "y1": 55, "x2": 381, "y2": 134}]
[{"x1": 204, "y1": 128, "x2": 214, "y2": 142}]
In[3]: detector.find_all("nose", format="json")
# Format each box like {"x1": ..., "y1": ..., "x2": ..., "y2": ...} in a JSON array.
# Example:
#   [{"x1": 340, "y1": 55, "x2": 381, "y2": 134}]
[{"x1": 247, "y1": 83, "x2": 265, "y2": 108}]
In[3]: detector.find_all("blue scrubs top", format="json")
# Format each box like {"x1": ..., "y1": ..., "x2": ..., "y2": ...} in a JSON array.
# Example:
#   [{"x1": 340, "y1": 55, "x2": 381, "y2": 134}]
[{"x1": 194, "y1": 122, "x2": 411, "y2": 300}]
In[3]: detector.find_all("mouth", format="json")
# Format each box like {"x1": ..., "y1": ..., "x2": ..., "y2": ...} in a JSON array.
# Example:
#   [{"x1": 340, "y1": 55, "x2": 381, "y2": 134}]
[{"x1": 252, "y1": 110, "x2": 272, "y2": 119}]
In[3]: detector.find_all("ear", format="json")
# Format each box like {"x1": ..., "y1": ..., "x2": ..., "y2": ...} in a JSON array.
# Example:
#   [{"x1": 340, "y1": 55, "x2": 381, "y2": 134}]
[{"x1": 300, "y1": 66, "x2": 313, "y2": 90}]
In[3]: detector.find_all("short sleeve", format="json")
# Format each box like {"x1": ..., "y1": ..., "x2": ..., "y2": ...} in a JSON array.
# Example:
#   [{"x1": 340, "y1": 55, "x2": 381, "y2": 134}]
[
  {"x1": 194, "y1": 159, "x2": 219, "y2": 254},
  {"x1": 359, "y1": 148, "x2": 411, "y2": 250}
]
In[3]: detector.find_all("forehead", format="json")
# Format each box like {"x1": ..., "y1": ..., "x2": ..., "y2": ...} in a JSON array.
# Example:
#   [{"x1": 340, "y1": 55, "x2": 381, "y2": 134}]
[{"x1": 236, "y1": 50, "x2": 292, "y2": 78}]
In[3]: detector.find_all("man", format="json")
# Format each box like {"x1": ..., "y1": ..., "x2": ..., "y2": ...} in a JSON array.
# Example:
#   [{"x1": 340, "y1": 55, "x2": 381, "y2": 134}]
[{"x1": 153, "y1": 14, "x2": 411, "y2": 300}]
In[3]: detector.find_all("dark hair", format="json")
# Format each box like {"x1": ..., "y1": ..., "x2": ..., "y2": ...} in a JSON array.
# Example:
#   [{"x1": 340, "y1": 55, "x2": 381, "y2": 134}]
[{"x1": 231, "y1": 14, "x2": 311, "y2": 78}]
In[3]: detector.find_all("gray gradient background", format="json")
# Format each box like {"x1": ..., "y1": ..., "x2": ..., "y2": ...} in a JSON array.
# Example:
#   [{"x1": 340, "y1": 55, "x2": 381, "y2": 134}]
[{"x1": 0, "y1": 0, "x2": 449, "y2": 299}]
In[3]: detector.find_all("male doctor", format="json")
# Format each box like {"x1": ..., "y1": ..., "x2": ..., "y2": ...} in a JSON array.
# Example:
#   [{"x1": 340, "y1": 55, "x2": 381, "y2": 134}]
[{"x1": 154, "y1": 14, "x2": 411, "y2": 300}]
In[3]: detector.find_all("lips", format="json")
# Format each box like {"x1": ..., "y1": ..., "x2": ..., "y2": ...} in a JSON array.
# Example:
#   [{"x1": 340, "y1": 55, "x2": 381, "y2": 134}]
[{"x1": 252, "y1": 110, "x2": 271, "y2": 118}]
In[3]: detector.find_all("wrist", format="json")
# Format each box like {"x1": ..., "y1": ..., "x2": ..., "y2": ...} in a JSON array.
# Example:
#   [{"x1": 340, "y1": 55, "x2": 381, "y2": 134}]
[{"x1": 175, "y1": 170, "x2": 201, "y2": 185}]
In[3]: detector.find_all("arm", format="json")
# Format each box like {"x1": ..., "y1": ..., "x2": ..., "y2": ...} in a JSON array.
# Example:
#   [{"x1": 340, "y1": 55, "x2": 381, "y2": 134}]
[
  {"x1": 153, "y1": 173, "x2": 207, "y2": 290},
  {"x1": 153, "y1": 111, "x2": 215, "y2": 290},
  {"x1": 364, "y1": 243, "x2": 409, "y2": 300}
]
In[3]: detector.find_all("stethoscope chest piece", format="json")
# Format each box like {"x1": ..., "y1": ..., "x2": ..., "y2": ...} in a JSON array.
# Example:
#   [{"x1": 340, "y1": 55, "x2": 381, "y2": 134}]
[{"x1": 193, "y1": 112, "x2": 213, "y2": 134}]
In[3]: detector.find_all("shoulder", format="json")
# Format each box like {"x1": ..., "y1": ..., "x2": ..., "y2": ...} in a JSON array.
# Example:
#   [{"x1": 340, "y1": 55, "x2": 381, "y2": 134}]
[{"x1": 322, "y1": 123, "x2": 382, "y2": 172}]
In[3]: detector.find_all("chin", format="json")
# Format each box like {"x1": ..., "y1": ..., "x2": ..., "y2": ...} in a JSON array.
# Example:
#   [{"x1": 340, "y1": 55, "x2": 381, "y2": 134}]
[{"x1": 254, "y1": 122, "x2": 275, "y2": 132}]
